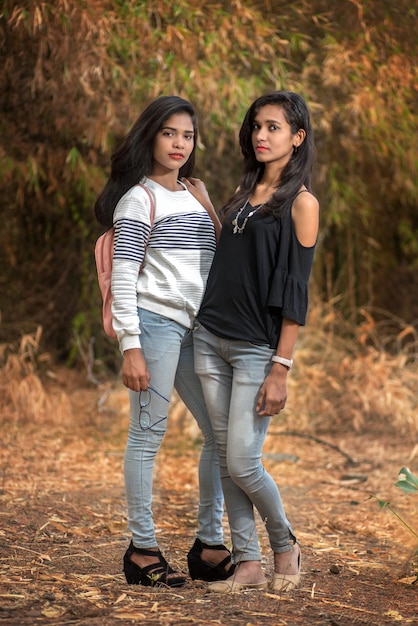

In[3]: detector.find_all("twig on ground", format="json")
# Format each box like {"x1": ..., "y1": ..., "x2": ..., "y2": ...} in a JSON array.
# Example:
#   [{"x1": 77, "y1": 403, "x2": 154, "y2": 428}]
[{"x1": 269, "y1": 431, "x2": 357, "y2": 465}]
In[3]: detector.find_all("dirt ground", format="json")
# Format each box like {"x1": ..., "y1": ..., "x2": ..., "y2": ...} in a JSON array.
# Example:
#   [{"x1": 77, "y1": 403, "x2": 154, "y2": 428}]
[{"x1": 0, "y1": 376, "x2": 417, "y2": 625}]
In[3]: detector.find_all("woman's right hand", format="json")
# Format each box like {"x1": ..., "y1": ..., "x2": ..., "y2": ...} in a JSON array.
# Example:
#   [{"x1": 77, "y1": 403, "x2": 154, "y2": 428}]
[
  {"x1": 121, "y1": 348, "x2": 150, "y2": 392},
  {"x1": 256, "y1": 366, "x2": 288, "y2": 416}
]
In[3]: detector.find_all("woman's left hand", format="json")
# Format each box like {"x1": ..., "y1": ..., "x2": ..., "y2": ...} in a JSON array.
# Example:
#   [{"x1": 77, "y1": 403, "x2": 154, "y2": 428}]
[
  {"x1": 256, "y1": 367, "x2": 288, "y2": 416},
  {"x1": 181, "y1": 177, "x2": 212, "y2": 209}
]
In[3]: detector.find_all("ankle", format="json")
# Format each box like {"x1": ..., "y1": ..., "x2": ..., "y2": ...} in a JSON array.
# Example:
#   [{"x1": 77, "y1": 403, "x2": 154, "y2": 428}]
[
  {"x1": 201, "y1": 547, "x2": 232, "y2": 567},
  {"x1": 236, "y1": 560, "x2": 262, "y2": 572},
  {"x1": 130, "y1": 548, "x2": 159, "y2": 568},
  {"x1": 231, "y1": 561, "x2": 265, "y2": 583},
  {"x1": 273, "y1": 544, "x2": 300, "y2": 575}
]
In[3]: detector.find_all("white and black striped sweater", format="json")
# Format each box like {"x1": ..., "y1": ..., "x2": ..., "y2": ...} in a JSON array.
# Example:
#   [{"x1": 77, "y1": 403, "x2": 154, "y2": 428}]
[{"x1": 111, "y1": 177, "x2": 216, "y2": 353}]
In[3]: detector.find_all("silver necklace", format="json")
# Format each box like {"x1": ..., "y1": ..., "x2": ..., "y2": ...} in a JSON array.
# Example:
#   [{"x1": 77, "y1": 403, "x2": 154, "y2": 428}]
[{"x1": 232, "y1": 200, "x2": 265, "y2": 235}]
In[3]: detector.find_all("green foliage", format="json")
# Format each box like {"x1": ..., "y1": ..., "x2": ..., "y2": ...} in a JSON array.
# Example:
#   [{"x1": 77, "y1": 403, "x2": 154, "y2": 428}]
[
  {"x1": 1, "y1": 0, "x2": 417, "y2": 365},
  {"x1": 395, "y1": 467, "x2": 418, "y2": 495},
  {"x1": 368, "y1": 470, "x2": 417, "y2": 584},
  {"x1": 369, "y1": 467, "x2": 418, "y2": 576}
]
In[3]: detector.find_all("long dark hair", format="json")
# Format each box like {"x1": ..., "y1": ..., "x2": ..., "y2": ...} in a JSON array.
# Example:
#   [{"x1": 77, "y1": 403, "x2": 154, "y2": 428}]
[
  {"x1": 221, "y1": 91, "x2": 315, "y2": 222},
  {"x1": 94, "y1": 95, "x2": 198, "y2": 227}
]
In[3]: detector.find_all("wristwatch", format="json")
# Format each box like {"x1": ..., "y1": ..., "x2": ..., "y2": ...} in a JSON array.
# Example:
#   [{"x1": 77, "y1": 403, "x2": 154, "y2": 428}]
[{"x1": 271, "y1": 355, "x2": 293, "y2": 370}]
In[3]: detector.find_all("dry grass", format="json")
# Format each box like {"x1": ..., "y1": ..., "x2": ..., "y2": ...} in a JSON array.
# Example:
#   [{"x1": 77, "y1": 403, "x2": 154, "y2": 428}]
[
  {"x1": 1, "y1": 307, "x2": 418, "y2": 440},
  {"x1": 285, "y1": 304, "x2": 418, "y2": 437},
  {"x1": 0, "y1": 327, "x2": 72, "y2": 425},
  {"x1": 1, "y1": 313, "x2": 417, "y2": 625},
  {"x1": 1, "y1": 375, "x2": 417, "y2": 625}
]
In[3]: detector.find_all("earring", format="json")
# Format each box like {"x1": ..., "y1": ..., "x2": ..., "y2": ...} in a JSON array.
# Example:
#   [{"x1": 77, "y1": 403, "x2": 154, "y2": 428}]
[{"x1": 293, "y1": 145, "x2": 299, "y2": 154}]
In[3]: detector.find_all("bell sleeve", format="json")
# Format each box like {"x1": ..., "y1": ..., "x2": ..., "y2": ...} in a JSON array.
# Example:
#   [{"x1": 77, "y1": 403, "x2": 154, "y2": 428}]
[{"x1": 267, "y1": 228, "x2": 316, "y2": 326}]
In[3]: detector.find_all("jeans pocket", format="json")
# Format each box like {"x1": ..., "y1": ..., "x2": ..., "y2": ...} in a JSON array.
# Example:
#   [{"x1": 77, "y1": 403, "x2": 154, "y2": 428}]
[{"x1": 139, "y1": 308, "x2": 171, "y2": 329}]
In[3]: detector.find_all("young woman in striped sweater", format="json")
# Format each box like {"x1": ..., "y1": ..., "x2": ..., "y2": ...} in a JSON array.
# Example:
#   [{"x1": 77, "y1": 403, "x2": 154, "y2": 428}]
[{"x1": 94, "y1": 96, "x2": 233, "y2": 588}]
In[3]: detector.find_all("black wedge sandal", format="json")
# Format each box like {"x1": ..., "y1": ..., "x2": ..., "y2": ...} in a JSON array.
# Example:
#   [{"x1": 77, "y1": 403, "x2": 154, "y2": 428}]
[
  {"x1": 187, "y1": 538, "x2": 235, "y2": 582},
  {"x1": 123, "y1": 541, "x2": 186, "y2": 587}
]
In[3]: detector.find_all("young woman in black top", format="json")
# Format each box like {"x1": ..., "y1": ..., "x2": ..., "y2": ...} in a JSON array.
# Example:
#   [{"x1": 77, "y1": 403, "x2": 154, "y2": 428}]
[{"x1": 184, "y1": 91, "x2": 319, "y2": 593}]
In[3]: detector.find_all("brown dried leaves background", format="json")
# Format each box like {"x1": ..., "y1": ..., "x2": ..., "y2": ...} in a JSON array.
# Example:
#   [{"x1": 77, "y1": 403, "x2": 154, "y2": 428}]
[{"x1": 1, "y1": 322, "x2": 417, "y2": 625}]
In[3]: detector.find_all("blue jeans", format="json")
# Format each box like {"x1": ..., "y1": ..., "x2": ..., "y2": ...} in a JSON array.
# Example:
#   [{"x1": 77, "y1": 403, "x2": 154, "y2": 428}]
[
  {"x1": 193, "y1": 324, "x2": 295, "y2": 562},
  {"x1": 124, "y1": 308, "x2": 224, "y2": 548}
]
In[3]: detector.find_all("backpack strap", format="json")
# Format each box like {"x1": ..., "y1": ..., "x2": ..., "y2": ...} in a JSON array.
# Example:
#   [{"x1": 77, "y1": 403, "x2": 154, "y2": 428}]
[
  {"x1": 137, "y1": 182, "x2": 155, "y2": 227},
  {"x1": 136, "y1": 183, "x2": 155, "y2": 270}
]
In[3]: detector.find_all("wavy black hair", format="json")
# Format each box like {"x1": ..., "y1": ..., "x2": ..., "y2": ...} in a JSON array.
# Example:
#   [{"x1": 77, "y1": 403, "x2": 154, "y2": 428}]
[
  {"x1": 221, "y1": 91, "x2": 315, "y2": 222},
  {"x1": 94, "y1": 95, "x2": 198, "y2": 228}
]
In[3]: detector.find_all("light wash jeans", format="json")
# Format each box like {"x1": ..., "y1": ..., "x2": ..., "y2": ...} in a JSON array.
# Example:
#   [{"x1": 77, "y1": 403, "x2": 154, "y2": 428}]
[
  {"x1": 124, "y1": 308, "x2": 224, "y2": 548},
  {"x1": 193, "y1": 324, "x2": 296, "y2": 562}
]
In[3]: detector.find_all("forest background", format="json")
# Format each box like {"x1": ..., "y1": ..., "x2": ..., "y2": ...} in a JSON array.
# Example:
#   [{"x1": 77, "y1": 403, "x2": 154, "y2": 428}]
[
  {"x1": 1, "y1": 2, "x2": 418, "y2": 623},
  {"x1": 1, "y1": 0, "x2": 418, "y2": 440}
]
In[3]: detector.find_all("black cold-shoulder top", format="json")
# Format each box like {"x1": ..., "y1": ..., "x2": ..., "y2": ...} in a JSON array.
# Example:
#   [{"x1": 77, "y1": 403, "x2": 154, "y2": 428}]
[{"x1": 197, "y1": 201, "x2": 316, "y2": 349}]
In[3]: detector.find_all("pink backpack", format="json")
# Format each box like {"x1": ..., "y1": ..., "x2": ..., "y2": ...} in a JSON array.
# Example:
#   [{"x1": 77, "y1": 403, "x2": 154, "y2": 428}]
[{"x1": 95, "y1": 184, "x2": 155, "y2": 339}]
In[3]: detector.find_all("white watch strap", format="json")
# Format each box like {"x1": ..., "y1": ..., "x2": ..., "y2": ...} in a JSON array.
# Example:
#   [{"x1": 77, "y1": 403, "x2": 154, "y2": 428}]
[{"x1": 271, "y1": 355, "x2": 293, "y2": 369}]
